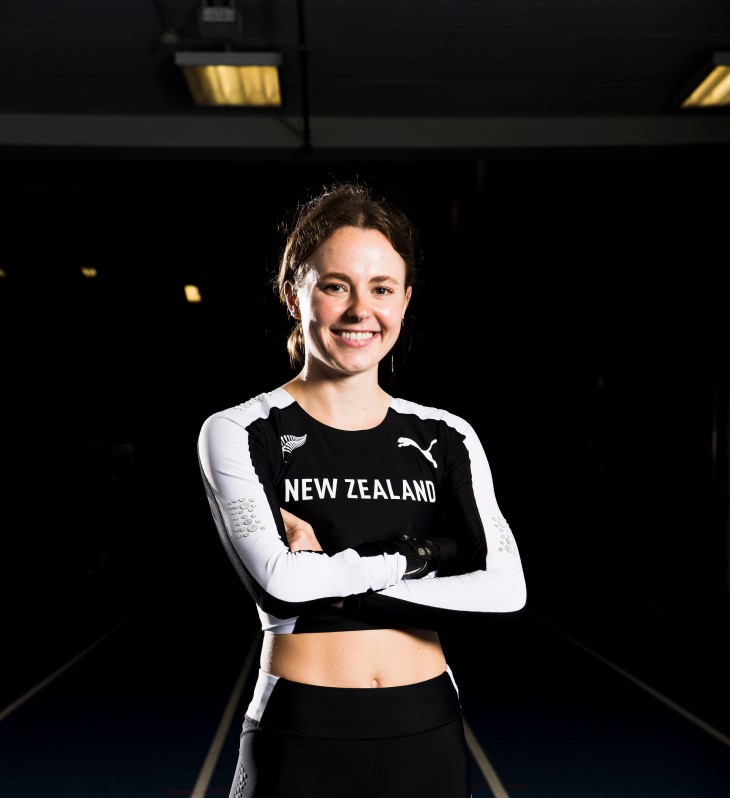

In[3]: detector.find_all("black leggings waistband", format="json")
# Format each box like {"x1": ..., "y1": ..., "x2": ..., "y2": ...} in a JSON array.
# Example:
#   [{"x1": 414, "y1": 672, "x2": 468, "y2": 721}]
[{"x1": 256, "y1": 671, "x2": 462, "y2": 740}]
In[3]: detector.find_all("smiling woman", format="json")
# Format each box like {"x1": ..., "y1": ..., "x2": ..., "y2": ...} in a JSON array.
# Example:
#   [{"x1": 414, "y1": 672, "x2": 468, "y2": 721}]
[
  {"x1": 281, "y1": 224, "x2": 411, "y2": 424},
  {"x1": 196, "y1": 181, "x2": 527, "y2": 798}
]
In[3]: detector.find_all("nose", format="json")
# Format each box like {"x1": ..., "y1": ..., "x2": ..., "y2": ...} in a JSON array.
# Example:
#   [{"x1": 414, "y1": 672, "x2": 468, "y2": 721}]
[{"x1": 347, "y1": 290, "x2": 371, "y2": 321}]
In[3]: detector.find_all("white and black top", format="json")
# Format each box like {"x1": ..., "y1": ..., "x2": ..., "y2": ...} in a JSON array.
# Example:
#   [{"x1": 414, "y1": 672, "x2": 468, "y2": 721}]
[{"x1": 197, "y1": 387, "x2": 526, "y2": 634}]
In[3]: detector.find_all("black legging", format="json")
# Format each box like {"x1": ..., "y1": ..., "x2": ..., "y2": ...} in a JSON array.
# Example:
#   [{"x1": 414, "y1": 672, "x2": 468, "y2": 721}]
[{"x1": 229, "y1": 670, "x2": 472, "y2": 798}]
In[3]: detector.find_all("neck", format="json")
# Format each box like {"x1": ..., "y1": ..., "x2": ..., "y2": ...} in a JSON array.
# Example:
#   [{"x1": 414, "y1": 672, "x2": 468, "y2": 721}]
[{"x1": 283, "y1": 370, "x2": 391, "y2": 431}]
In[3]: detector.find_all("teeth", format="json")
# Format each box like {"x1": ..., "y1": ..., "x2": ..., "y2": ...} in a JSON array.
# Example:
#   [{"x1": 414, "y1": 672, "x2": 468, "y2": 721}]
[{"x1": 339, "y1": 331, "x2": 374, "y2": 340}]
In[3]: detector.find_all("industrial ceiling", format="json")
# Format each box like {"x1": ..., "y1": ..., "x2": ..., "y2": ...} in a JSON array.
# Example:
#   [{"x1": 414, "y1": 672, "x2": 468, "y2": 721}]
[{"x1": 1, "y1": 0, "x2": 729, "y2": 154}]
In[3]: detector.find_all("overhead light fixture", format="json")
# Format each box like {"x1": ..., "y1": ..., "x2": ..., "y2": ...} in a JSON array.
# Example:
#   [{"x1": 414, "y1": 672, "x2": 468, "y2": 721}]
[
  {"x1": 175, "y1": 51, "x2": 282, "y2": 107},
  {"x1": 680, "y1": 52, "x2": 730, "y2": 108},
  {"x1": 184, "y1": 284, "x2": 202, "y2": 303}
]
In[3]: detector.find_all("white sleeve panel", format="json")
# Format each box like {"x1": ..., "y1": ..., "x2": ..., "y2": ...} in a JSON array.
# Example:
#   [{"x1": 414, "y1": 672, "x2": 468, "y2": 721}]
[
  {"x1": 375, "y1": 405, "x2": 526, "y2": 614},
  {"x1": 374, "y1": 564, "x2": 526, "y2": 613},
  {"x1": 198, "y1": 412, "x2": 406, "y2": 603}
]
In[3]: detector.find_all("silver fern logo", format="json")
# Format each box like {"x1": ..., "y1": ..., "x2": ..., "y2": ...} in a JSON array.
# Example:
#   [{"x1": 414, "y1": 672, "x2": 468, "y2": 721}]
[{"x1": 281, "y1": 434, "x2": 307, "y2": 461}]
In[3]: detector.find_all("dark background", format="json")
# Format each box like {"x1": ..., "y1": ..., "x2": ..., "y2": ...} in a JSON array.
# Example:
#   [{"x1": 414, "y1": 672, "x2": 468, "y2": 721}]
[
  {"x1": 1, "y1": 147, "x2": 728, "y2": 629},
  {"x1": 0, "y1": 1, "x2": 728, "y2": 687}
]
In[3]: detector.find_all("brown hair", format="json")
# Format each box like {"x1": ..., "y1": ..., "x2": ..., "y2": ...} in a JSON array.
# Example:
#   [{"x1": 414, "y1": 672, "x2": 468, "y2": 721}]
[{"x1": 276, "y1": 181, "x2": 421, "y2": 368}]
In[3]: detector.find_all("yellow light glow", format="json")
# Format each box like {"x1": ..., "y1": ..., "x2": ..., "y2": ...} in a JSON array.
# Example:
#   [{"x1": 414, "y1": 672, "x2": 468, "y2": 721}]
[
  {"x1": 182, "y1": 65, "x2": 281, "y2": 106},
  {"x1": 681, "y1": 65, "x2": 730, "y2": 108},
  {"x1": 185, "y1": 284, "x2": 202, "y2": 303},
  {"x1": 0, "y1": 268, "x2": 6, "y2": 278},
  {"x1": 81, "y1": 267, "x2": 98, "y2": 278}
]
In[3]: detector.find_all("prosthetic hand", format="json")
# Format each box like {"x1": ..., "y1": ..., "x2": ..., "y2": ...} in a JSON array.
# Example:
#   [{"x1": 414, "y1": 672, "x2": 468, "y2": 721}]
[
  {"x1": 353, "y1": 534, "x2": 457, "y2": 579},
  {"x1": 392, "y1": 534, "x2": 457, "y2": 578}
]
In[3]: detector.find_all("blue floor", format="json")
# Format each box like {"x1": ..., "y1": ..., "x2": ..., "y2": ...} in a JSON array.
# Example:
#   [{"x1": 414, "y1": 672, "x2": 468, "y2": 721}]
[{"x1": 2, "y1": 572, "x2": 729, "y2": 797}]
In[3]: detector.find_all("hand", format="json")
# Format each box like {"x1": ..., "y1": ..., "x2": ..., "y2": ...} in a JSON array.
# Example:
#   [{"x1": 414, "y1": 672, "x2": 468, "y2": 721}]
[
  {"x1": 350, "y1": 534, "x2": 458, "y2": 579},
  {"x1": 280, "y1": 507, "x2": 323, "y2": 552},
  {"x1": 280, "y1": 507, "x2": 342, "y2": 608},
  {"x1": 387, "y1": 534, "x2": 457, "y2": 579}
]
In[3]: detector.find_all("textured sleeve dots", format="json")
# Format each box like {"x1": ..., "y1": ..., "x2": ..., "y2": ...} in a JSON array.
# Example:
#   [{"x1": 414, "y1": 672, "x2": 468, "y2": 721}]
[{"x1": 227, "y1": 497, "x2": 261, "y2": 539}]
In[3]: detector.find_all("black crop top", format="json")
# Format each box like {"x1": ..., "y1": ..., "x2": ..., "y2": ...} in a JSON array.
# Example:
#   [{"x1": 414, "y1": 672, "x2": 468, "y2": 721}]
[{"x1": 197, "y1": 386, "x2": 526, "y2": 633}]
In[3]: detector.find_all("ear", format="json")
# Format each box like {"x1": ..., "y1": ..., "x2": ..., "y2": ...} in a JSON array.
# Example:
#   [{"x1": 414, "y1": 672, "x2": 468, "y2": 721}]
[
  {"x1": 284, "y1": 280, "x2": 301, "y2": 320},
  {"x1": 402, "y1": 286, "x2": 412, "y2": 318}
]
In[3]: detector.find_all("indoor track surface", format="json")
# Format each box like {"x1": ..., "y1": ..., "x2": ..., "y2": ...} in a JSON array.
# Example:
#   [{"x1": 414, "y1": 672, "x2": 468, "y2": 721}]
[{"x1": 2, "y1": 573, "x2": 728, "y2": 798}]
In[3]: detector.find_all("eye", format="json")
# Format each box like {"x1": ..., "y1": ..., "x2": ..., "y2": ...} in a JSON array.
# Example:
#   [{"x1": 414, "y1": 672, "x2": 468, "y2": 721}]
[
  {"x1": 321, "y1": 282, "x2": 346, "y2": 293},
  {"x1": 373, "y1": 286, "x2": 395, "y2": 296}
]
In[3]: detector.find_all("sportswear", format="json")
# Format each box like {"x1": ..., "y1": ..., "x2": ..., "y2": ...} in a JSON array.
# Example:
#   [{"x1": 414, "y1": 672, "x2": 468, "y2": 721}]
[
  {"x1": 197, "y1": 386, "x2": 526, "y2": 634},
  {"x1": 229, "y1": 669, "x2": 471, "y2": 798}
]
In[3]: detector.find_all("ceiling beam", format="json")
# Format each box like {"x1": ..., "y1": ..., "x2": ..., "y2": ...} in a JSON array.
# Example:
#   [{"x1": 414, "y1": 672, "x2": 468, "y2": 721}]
[{"x1": 1, "y1": 113, "x2": 729, "y2": 150}]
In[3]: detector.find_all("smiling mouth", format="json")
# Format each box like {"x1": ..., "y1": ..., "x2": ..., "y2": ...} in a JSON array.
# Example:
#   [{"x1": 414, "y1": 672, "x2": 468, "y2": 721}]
[{"x1": 335, "y1": 330, "x2": 376, "y2": 340}]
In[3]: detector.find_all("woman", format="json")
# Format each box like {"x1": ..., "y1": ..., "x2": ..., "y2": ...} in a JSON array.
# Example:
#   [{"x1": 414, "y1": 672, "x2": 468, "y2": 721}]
[{"x1": 197, "y1": 182, "x2": 527, "y2": 798}]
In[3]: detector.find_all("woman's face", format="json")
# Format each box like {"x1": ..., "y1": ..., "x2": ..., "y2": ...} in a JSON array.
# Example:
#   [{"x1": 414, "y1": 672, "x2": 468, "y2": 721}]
[{"x1": 286, "y1": 225, "x2": 412, "y2": 379}]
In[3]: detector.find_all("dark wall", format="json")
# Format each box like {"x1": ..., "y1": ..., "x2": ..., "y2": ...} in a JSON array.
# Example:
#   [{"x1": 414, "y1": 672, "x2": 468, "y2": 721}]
[{"x1": 1, "y1": 147, "x2": 727, "y2": 621}]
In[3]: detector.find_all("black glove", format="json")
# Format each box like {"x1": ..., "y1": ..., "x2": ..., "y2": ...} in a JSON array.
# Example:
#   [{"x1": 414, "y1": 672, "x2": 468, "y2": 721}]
[
  {"x1": 392, "y1": 534, "x2": 457, "y2": 578},
  {"x1": 352, "y1": 534, "x2": 457, "y2": 579}
]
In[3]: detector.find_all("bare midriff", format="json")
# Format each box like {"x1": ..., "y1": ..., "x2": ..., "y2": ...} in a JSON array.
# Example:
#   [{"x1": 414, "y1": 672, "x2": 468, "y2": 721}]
[{"x1": 260, "y1": 628, "x2": 447, "y2": 688}]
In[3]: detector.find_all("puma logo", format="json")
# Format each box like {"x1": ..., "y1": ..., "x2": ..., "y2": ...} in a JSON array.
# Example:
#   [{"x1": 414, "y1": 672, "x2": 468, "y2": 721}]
[{"x1": 397, "y1": 437, "x2": 438, "y2": 468}]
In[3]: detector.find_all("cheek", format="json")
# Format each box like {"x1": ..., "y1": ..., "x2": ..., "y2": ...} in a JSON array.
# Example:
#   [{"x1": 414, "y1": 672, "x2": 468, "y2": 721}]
[
  {"x1": 300, "y1": 295, "x2": 332, "y2": 324},
  {"x1": 380, "y1": 305, "x2": 403, "y2": 326}
]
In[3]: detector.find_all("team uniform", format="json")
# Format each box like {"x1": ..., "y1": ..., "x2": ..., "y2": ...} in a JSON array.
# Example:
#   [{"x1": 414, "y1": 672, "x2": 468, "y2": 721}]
[{"x1": 197, "y1": 386, "x2": 526, "y2": 797}]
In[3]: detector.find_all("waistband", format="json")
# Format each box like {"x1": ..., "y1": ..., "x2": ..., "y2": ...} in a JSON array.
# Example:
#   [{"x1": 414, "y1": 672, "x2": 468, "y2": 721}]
[{"x1": 248, "y1": 669, "x2": 462, "y2": 739}]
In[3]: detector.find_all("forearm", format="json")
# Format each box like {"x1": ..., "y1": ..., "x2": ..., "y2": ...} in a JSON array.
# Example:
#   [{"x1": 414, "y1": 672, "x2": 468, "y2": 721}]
[
  {"x1": 341, "y1": 566, "x2": 527, "y2": 631},
  {"x1": 198, "y1": 412, "x2": 410, "y2": 606}
]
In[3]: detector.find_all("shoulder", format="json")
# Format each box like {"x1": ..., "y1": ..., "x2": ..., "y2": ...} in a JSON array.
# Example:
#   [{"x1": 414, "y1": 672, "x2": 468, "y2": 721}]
[
  {"x1": 390, "y1": 396, "x2": 477, "y2": 437},
  {"x1": 199, "y1": 387, "x2": 296, "y2": 434},
  {"x1": 391, "y1": 398, "x2": 494, "y2": 474}
]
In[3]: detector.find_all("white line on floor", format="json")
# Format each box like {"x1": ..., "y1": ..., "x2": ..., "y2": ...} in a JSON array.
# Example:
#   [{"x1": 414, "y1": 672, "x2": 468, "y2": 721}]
[
  {"x1": 532, "y1": 612, "x2": 730, "y2": 748},
  {"x1": 190, "y1": 631, "x2": 263, "y2": 798},
  {"x1": 464, "y1": 718, "x2": 511, "y2": 798},
  {"x1": 0, "y1": 614, "x2": 134, "y2": 723}
]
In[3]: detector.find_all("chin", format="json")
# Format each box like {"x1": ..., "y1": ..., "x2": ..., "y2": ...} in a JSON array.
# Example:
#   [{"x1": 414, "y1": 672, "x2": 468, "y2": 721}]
[{"x1": 332, "y1": 356, "x2": 380, "y2": 375}]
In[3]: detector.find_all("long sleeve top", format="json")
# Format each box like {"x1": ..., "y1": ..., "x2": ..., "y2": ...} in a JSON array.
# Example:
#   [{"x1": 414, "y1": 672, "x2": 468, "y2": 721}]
[{"x1": 197, "y1": 386, "x2": 526, "y2": 634}]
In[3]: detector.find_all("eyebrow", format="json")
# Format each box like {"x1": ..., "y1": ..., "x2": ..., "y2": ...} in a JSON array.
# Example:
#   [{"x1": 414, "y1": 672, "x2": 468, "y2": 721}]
[{"x1": 319, "y1": 272, "x2": 401, "y2": 285}]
